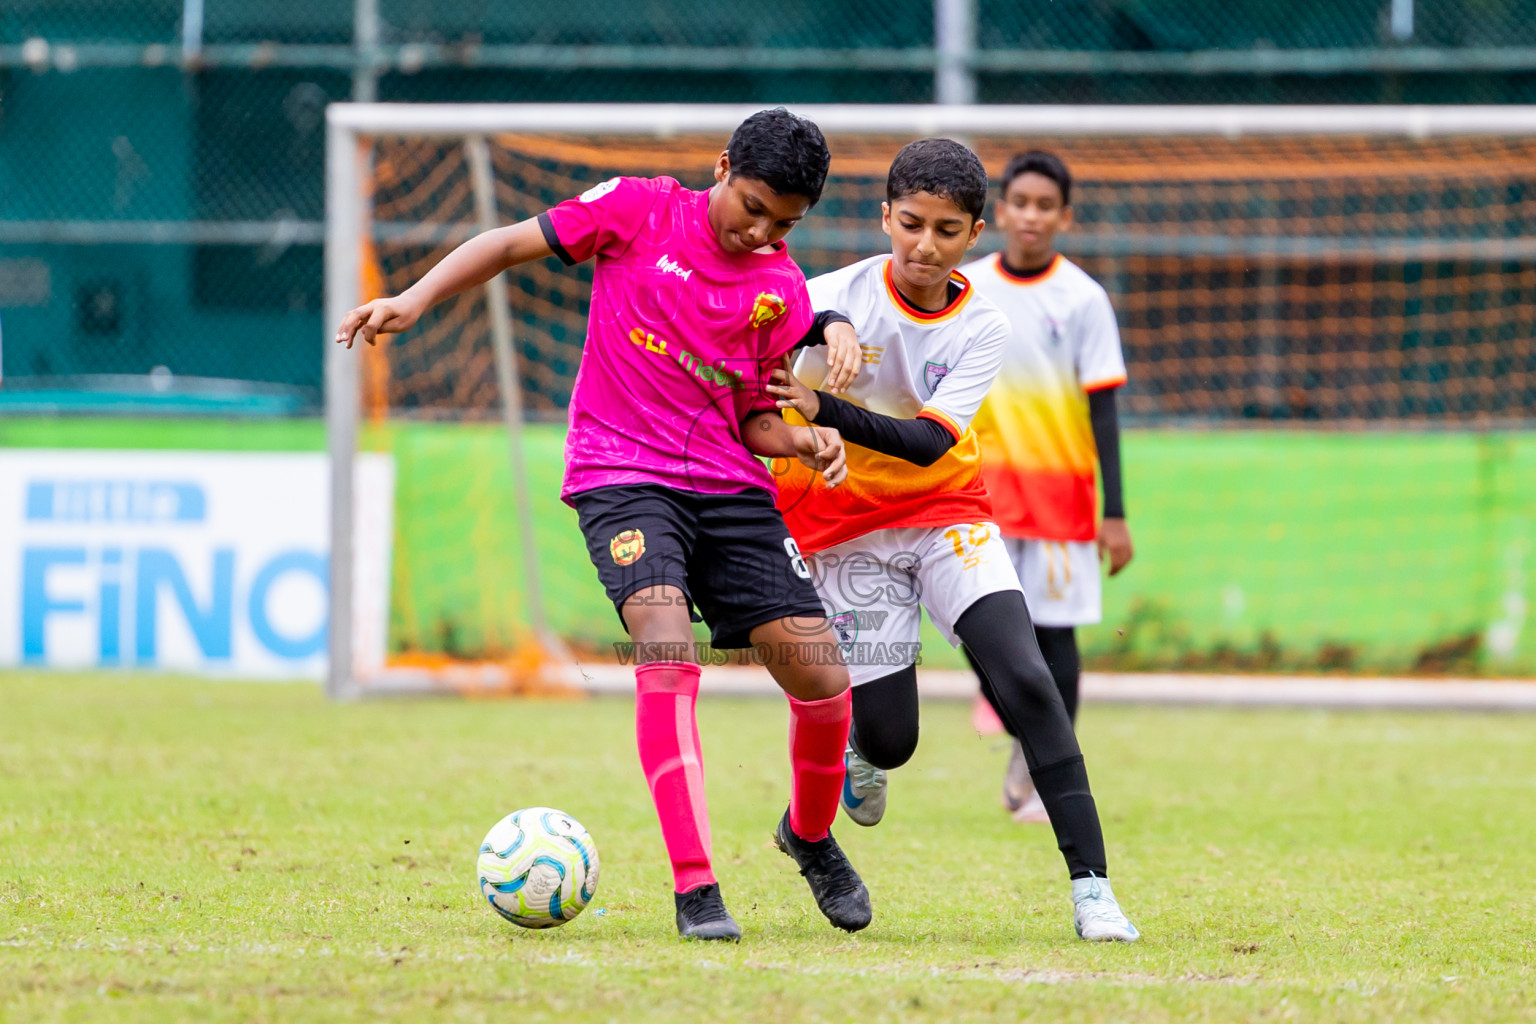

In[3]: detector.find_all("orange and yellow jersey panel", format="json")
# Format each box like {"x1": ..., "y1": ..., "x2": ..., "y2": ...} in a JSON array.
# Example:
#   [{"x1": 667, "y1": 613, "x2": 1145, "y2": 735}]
[
  {"x1": 960, "y1": 253, "x2": 1128, "y2": 542},
  {"x1": 773, "y1": 255, "x2": 1011, "y2": 553}
]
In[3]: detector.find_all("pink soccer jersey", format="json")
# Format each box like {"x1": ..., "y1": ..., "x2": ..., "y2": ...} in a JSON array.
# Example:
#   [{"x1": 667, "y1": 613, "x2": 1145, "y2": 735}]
[{"x1": 538, "y1": 176, "x2": 815, "y2": 501}]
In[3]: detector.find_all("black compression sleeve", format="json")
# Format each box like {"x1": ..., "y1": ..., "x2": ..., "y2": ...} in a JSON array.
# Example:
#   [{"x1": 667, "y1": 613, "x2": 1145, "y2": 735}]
[
  {"x1": 810, "y1": 393, "x2": 957, "y2": 467},
  {"x1": 1088, "y1": 387, "x2": 1125, "y2": 519},
  {"x1": 849, "y1": 666, "x2": 921, "y2": 770},
  {"x1": 793, "y1": 310, "x2": 854, "y2": 351}
]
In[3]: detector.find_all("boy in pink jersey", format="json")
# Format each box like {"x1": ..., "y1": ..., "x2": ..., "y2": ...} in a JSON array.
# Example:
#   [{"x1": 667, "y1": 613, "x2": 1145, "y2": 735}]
[{"x1": 336, "y1": 110, "x2": 871, "y2": 942}]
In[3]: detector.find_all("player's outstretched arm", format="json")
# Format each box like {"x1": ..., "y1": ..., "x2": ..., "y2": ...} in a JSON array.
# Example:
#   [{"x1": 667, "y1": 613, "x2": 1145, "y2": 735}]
[
  {"x1": 334, "y1": 219, "x2": 553, "y2": 348},
  {"x1": 742, "y1": 411, "x2": 846, "y2": 489}
]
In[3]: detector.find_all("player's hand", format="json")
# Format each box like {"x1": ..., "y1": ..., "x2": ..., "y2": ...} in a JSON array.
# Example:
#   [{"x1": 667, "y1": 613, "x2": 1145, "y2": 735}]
[
  {"x1": 768, "y1": 355, "x2": 822, "y2": 421},
  {"x1": 1098, "y1": 517, "x2": 1134, "y2": 576},
  {"x1": 822, "y1": 321, "x2": 862, "y2": 394},
  {"x1": 794, "y1": 424, "x2": 846, "y2": 489},
  {"x1": 334, "y1": 293, "x2": 425, "y2": 349}
]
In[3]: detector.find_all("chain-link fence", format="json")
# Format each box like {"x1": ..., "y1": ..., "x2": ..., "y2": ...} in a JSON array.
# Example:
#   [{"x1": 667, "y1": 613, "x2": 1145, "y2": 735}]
[
  {"x1": 14, "y1": 1, "x2": 1536, "y2": 49},
  {"x1": 7, "y1": 1, "x2": 921, "y2": 48},
  {"x1": 5, "y1": 1, "x2": 1536, "y2": 411},
  {"x1": 981, "y1": 0, "x2": 1536, "y2": 51}
]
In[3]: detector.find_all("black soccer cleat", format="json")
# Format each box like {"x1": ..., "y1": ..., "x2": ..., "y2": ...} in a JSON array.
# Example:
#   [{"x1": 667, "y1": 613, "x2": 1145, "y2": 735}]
[
  {"x1": 674, "y1": 882, "x2": 742, "y2": 941},
  {"x1": 773, "y1": 808, "x2": 873, "y2": 932}
]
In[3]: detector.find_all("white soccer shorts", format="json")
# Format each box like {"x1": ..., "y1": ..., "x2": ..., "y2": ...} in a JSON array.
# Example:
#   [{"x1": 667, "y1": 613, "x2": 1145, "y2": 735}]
[
  {"x1": 805, "y1": 522, "x2": 1023, "y2": 686},
  {"x1": 1005, "y1": 538, "x2": 1103, "y2": 628}
]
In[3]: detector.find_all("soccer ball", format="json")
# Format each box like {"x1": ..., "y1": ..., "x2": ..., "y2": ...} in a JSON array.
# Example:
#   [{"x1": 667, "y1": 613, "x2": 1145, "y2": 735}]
[{"x1": 476, "y1": 807, "x2": 600, "y2": 929}]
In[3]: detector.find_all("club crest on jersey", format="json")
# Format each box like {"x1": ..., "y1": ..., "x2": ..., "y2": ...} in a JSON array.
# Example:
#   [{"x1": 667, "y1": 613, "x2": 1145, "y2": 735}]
[
  {"x1": 1046, "y1": 316, "x2": 1065, "y2": 346},
  {"x1": 579, "y1": 177, "x2": 620, "y2": 203},
  {"x1": 828, "y1": 610, "x2": 858, "y2": 652},
  {"x1": 923, "y1": 361, "x2": 951, "y2": 396},
  {"x1": 749, "y1": 292, "x2": 787, "y2": 329},
  {"x1": 609, "y1": 529, "x2": 645, "y2": 566}
]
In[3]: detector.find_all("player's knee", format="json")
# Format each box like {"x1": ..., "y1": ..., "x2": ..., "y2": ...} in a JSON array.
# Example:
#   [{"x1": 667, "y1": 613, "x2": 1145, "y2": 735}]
[
  {"x1": 749, "y1": 615, "x2": 852, "y2": 701},
  {"x1": 852, "y1": 717, "x2": 918, "y2": 770},
  {"x1": 986, "y1": 660, "x2": 1061, "y2": 721},
  {"x1": 765, "y1": 657, "x2": 849, "y2": 703},
  {"x1": 850, "y1": 666, "x2": 920, "y2": 769},
  {"x1": 621, "y1": 585, "x2": 694, "y2": 648},
  {"x1": 799, "y1": 662, "x2": 851, "y2": 702}
]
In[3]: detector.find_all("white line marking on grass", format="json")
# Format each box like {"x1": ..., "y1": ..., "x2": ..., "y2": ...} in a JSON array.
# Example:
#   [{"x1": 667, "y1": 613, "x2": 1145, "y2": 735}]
[{"x1": 10, "y1": 937, "x2": 1263, "y2": 987}]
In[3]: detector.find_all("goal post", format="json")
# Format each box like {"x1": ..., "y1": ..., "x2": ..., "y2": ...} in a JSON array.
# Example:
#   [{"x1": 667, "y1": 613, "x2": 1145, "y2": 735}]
[
  {"x1": 325, "y1": 103, "x2": 1536, "y2": 697},
  {"x1": 325, "y1": 114, "x2": 361, "y2": 701}
]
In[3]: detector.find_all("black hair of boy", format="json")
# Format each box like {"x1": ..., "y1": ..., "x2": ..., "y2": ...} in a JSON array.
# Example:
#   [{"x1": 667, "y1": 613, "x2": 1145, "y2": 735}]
[
  {"x1": 726, "y1": 108, "x2": 832, "y2": 205},
  {"x1": 1000, "y1": 151, "x2": 1073, "y2": 206},
  {"x1": 885, "y1": 138, "x2": 989, "y2": 222}
]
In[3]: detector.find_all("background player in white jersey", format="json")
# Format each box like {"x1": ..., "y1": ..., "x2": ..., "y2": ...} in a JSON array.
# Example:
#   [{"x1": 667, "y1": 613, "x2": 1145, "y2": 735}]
[
  {"x1": 961, "y1": 151, "x2": 1135, "y2": 824},
  {"x1": 769, "y1": 139, "x2": 1138, "y2": 941}
]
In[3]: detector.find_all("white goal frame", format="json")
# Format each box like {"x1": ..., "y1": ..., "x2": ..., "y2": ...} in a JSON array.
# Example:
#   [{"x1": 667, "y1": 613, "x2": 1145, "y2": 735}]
[{"x1": 324, "y1": 102, "x2": 1536, "y2": 699}]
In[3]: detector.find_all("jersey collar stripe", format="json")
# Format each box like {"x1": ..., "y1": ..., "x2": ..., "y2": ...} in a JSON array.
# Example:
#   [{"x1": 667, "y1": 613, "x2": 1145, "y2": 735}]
[
  {"x1": 883, "y1": 258, "x2": 973, "y2": 324},
  {"x1": 995, "y1": 252, "x2": 1061, "y2": 285}
]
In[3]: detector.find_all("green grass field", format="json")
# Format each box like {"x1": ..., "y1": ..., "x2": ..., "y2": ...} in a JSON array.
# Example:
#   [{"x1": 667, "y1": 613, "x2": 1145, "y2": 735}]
[{"x1": 3, "y1": 673, "x2": 1534, "y2": 1023}]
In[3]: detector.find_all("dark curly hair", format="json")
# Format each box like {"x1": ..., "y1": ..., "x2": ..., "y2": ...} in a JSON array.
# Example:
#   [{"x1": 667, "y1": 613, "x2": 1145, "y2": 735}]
[
  {"x1": 726, "y1": 108, "x2": 832, "y2": 205},
  {"x1": 885, "y1": 138, "x2": 989, "y2": 222}
]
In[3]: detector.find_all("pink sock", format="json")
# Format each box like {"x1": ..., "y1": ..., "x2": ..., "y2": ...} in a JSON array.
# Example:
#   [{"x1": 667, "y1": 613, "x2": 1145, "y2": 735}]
[
  {"x1": 634, "y1": 661, "x2": 715, "y2": 894},
  {"x1": 787, "y1": 688, "x2": 852, "y2": 842}
]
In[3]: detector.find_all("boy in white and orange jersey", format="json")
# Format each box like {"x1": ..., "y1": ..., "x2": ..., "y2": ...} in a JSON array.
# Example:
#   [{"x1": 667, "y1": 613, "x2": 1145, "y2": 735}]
[
  {"x1": 769, "y1": 139, "x2": 1138, "y2": 942},
  {"x1": 961, "y1": 151, "x2": 1134, "y2": 825}
]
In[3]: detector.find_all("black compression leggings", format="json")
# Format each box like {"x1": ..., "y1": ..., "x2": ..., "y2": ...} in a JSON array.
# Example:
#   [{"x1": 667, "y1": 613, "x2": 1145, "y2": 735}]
[
  {"x1": 974, "y1": 624, "x2": 1080, "y2": 725},
  {"x1": 848, "y1": 665, "x2": 921, "y2": 772},
  {"x1": 959, "y1": 593, "x2": 1107, "y2": 879},
  {"x1": 848, "y1": 591, "x2": 1108, "y2": 879}
]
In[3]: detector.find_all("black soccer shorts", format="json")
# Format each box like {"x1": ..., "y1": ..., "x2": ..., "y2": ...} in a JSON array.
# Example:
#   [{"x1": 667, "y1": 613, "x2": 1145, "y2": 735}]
[{"x1": 570, "y1": 483, "x2": 826, "y2": 649}]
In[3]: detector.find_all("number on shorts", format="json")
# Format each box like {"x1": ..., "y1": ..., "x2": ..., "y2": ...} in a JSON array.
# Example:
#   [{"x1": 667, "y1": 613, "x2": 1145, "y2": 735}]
[
  {"x1": 942, "y1": 524, "x2": 992, "y2": 570},
  {"x1": 783, "y1": 537, "x2": 810, "y2": 579}
]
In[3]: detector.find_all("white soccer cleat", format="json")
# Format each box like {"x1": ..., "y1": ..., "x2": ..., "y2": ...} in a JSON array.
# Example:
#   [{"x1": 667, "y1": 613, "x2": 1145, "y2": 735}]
[
  {"x1": 1072, "y1": 875, "x2": 1140, "y2": 942},
  {"x1": 1002, "y1": 739, "x2": 1033, "y2": 813},
  {"x1": 840, "y1": 748, "x2": 887, "y2": 826}
]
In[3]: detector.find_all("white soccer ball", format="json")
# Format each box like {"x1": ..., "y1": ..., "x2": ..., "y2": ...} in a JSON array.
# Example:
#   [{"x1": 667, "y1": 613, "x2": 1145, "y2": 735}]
[{"x1": 476, "y1": 807, "x2": 600, "y2": 929}]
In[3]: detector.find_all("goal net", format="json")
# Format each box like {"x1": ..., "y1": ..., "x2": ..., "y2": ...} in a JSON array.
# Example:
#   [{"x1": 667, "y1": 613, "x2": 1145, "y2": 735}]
[{"x1": 325, "y1": 105, "x2": 1536, "y2": 697}]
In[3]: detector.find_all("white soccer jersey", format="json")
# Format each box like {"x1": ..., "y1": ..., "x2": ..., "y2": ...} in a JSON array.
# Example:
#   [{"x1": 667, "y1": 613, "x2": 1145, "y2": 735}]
[
  {"x1": 961, "y1": 252, "x2": 1127, "y2": 542},
  {"x1": 771, "y1": 254, "x2": 1011, "y2": 552}
]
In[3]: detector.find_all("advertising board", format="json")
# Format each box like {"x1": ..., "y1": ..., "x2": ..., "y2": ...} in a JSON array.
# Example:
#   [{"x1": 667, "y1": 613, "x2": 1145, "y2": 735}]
[{"x1": 0, "y1": 451, "x2": 392, "y2": 679}]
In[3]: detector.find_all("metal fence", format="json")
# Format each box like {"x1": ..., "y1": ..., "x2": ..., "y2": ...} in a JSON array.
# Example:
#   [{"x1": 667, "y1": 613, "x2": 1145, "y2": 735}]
[{"x1": 4, "y1": 1, "x2": 1536, "y2": 408}]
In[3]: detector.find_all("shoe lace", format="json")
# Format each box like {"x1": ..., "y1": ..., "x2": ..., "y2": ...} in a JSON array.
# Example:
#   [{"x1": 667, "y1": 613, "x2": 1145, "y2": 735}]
[
  {"x1": 1075, "y1": 885, "x2": 1125, "y2": 926},
  {"x1": 804, "y1": 841, "x2": 864, "y2": 899},
  {"x1": 847, "y1": 754, "x2": 883, "y2": 792},
  {"x1": 685, "y1": 886, "x2": 731, "y2": 923}
]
